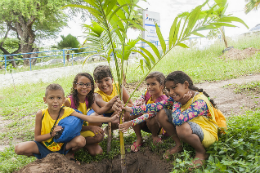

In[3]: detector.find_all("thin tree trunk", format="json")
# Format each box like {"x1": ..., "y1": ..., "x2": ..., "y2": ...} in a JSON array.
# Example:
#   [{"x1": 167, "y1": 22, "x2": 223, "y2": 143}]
[
  {"x1": 106, "y1": 122, "x2": 112, "y2": 153},
  {"x1": 219, "y1": 27, "x2": 228, "y2": 48}
]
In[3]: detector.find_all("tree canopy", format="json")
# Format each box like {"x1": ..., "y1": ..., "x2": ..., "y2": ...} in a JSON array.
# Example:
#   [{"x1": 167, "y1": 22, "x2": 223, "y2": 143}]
[{"x1": 0, "y1": 0, "x2": 86, "y2": 66}]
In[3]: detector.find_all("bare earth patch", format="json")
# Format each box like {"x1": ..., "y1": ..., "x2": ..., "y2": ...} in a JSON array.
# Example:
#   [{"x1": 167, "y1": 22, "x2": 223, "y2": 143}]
[{"x1": 220, "y1": 47, "x2": 260, "y2": 60}]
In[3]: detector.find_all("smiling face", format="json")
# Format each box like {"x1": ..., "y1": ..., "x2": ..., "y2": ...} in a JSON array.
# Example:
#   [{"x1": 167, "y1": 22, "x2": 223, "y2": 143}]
[
  {"x1": 74, "y1": 76, "x2": 93, "y2": 97},
  {"x1": 43, "y1": 89, "x2": 65, "y2": 111},
  {"x1": 96, "y1": 77, "x2": 113, "y2": 95},
  {"x1": 146, "y1": 77, "x2": 164, "y2": 98},
  {"x1": 165, "y1": 80, "x2": 189, "y2": 104}
]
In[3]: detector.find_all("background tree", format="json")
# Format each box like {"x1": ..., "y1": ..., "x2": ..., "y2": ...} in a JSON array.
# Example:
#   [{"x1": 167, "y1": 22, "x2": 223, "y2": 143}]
[
  {"x1": 245, "y1": 0, "x2": 260, "y2": 14},
  {"x1": 0, "y1": 0, "x2": 87, "y2": 66},
  {"x1": 55, "y1": 34, "x2": 82, "y2": 62},
  {"x1": 178, "y1": 0, "x2": 249, "y2": 49}
]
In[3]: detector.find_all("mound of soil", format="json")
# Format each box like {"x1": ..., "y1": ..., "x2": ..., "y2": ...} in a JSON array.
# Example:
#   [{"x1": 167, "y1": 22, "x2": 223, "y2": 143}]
[
  {"x1": 15, "y1": 148, "x2": 173, "y2": 173},
  {"x1": 220, "y1": 47, "x2": 260, "y2": 60}
]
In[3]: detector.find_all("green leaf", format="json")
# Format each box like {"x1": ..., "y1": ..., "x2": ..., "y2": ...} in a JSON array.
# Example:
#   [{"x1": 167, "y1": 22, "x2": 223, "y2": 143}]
[
  {"x1": 176, "y1": 43, "x2": 189, "y2": 48},
  {"x1": 218, "y1": 16, "x2": 249, "y2": 29},
  {"x1": 212, "y1": 22, "x2": 237, "y2": 27},
  {"x1": 139, "y1": 38, "x2": 160, "y2": 59},
  {"x1": 169, "y1": 17, "x2": 178, "y2": 49},
  {"x1": 62, "y1": 5, "x2": 101, "y2": 18},
  {"x1": 126, "y1": 19, "x2": 145, "y2": 31},
  {"x1": 132, "y1": 50, "x2": 151, "y2": 69},
  {"x1": 191, "y1": 31, "x2": 205, "y2": 37},
  {"x1": 172, "y1": 20, "x2": 181, "y2": 46},
  {"x1": 139, "y1": 59, "x2": 144, "y2": 73},
  {"x1": 139, "y1": 47, "x2": 156, "y2": 64},
  {"x1": 83, "y1": 0, "x2": 99, "y2": 8},
  {"x1": 155, "y1": 23, "x2": 166, "y2": 54},
  {"x1": 106, "y1": 0, "x2": 117, "y2": 15}
]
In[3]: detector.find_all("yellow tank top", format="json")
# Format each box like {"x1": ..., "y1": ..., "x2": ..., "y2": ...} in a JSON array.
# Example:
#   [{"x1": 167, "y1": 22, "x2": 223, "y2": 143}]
[
  {"x1": 95, "y1": 83, "x2": 119, "y2": 113},
  {"x1": 67, "y1": 97, "x2": 90, "y2": 126},
  {"x1": 146, "y1": 98, "x2": 154, "y2": 104},
  {"x1": 181, "y1": 92, "x2": 218, "y2": 141},
  {"x1": 41, "y1": 107, "x2": 75, "y2": 151}
]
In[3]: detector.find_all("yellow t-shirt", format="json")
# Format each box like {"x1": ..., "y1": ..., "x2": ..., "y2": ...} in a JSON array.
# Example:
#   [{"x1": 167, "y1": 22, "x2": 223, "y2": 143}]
[
  {"x1": 181, "y1": 92, "x2": 218, "y2": 148},
  {"x1": 41, "y1": 107, "x2": 75, "y2": 151},
  {"x1": 95, "y1": 83, "x2": 119, "y2": 113}
]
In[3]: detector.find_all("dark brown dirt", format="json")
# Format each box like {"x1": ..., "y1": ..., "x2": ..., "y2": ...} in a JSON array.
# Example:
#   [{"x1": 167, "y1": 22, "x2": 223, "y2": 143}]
[
  {"x1": 15, "y1": 148, "x2": 172, "y2": 173},
  {"x1": 220, "y1": 47, "x2": 260, "y2": 60}
]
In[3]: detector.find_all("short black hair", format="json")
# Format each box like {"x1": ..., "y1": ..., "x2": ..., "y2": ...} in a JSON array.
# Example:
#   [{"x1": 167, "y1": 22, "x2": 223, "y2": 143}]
[
  {"x1": 45, "y1": 84, "x2": 64, "y2": 97},
  {"x1": 93, "y1": 65, "x2": 113, "y2": 81}
]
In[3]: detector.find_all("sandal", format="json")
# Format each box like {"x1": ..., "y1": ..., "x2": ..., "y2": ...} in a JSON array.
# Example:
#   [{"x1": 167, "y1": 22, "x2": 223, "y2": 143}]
[
  {"x1": 70, "y1": 158, "x2": 81, "y2": 165},
  {"x1": 131, "y1": 141, "x2": 143, "y2": 152}
]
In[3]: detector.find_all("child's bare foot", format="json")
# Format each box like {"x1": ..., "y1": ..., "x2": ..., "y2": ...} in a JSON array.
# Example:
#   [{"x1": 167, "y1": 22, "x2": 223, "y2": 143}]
[
  {"x1": 152, "y1": 136, "x2": 163, "y2": 145},
  {"x1": 189, "y1": 153, "x2": 209, "y2": 170},
  {"x1": 163, "y1": 145, "x2": 183, "y2": 159}
]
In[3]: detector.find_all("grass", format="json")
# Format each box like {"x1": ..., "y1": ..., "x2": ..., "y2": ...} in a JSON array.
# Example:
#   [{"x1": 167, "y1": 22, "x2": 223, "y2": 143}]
[
  {"x1": 225, "y1": 81, "x2": 260, "y2": 94},
  {"x1": 0, "y1": 35, "x2": 260, "y2": 172}
]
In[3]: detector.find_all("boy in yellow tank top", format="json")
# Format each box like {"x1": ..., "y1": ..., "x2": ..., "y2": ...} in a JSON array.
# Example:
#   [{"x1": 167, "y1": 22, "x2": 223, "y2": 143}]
[
  {"x1": 92, "y1": 65, "x2": 133, "y2": 130},
  {"x1": 15, "y1": 84, "x2": 119, "y2": 161}
]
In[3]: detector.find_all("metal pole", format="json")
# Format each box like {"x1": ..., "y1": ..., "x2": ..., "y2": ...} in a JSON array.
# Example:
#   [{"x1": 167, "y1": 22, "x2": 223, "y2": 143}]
[
  {"x1": 72, "y1": 54, "x2": 74, "y2": 66},
  {"x1": 63, "y1": 49, "x2": 65, "y2": 66},
  {"x1": 29, "y1": 58, "x2": 32, "y2": 71},
  {"x1": 4, "y1": 55, "x2": 7, "y2": 71}
]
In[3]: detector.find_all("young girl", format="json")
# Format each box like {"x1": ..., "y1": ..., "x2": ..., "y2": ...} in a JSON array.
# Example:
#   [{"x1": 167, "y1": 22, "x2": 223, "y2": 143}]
[
  {"x1": 64, "y1": 72, "x2": 118, "y2": 156},
  {"x1": 119, "y1": 71, "x2": 221, "y2": 168},
  {"x1": 120, "y1": 72, "x2": 168, "y2": 152}
]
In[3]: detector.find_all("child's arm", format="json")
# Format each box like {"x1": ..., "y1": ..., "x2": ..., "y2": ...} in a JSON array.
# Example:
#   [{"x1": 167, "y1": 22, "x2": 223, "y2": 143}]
[
  {"x1": 119, "y1": 113, "x2": 155, "y2": 132},
  {"x1": 122, "y1": 87, "x2": 133, "y2": 107},
  {"x1": 71, "y1": 111, "x2": 119, "y2": 124},
  {"x1": 91, "y1": 96, "x2": 119, "y2": 114},
  {"x1": 170, "y1": 100, "x2": 209, "y2": 125},
  {"x1": 34, "y1": 110, "x2": 63, "y2": 142}
]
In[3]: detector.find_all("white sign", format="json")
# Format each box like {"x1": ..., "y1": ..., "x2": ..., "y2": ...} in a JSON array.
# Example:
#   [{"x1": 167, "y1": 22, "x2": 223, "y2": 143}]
[{"x1": 142, "y1": 10, "x2": 160, "y2": 45}]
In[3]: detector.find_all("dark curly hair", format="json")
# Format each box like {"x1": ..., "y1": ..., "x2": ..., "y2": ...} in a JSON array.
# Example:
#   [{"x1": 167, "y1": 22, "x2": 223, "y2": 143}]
[
  {"x1": 165, "y1": 71, "x2": 217, "y2": 107},
  {"x1": 68, "y1": 73, "x2": 95, "y2": 109},
  {"x1": 93, "y1": 65, "x2": 113, "y2": 81}
]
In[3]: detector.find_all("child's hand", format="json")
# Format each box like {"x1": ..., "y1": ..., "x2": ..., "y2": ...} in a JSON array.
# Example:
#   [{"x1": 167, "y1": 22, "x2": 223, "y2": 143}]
[
  {"x1": 108, "y1": 96, "x2": 119, "y2": 107},
  {"x1": 110, "y1": 113, "x2": 120, "y2": 124},
  {"x1": 134, "y1": 98, "x2": 145, "y2": 106},
  {"x1": 112, "y1": 99, "x2": 123, "y2": 112},
  {"x1": 122, "y1": 106, "x2": 132, "y2": 113},
  {"x1": 51, "y1": 125, "x2": 63, "y2": 137},
  {"x1": 182, "y1": 90, "x2": 192, "y2": 103},
  {"x1": 85, "y1": 126, "x2": 104, "y2": 135},
  {"x1": 119, "y1": 121, "x2": 132, "y2": 133}
]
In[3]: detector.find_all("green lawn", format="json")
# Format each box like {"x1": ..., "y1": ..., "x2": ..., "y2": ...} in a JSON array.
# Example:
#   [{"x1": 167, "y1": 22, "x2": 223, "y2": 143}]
[{"x1": 0, "y1": 35, "x2": 260, "y2": 173}]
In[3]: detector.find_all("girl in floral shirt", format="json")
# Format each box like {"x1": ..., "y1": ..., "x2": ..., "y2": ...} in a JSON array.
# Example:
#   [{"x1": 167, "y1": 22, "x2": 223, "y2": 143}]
[{"x1": 119, "y1": 71, "x2": 220, "y2": 168}]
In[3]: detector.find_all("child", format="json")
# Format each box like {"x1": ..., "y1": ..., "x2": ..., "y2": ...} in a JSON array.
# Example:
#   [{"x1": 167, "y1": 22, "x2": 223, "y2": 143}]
[
  {"x1": 15, "y1": 84, "x2": 119, "y2": 161},
  {"x1": 92, "y1": 65, "x2": 133, "y2": 130},
  {"x1": 64, "y1": 72, "x2": 118, "y2": 156},
  {"x1": 119, "y1": 71, "x2": 221, "y2": 168},
  {"x1": 119, "y1": 71, "x2": 168, "y2": 152}
]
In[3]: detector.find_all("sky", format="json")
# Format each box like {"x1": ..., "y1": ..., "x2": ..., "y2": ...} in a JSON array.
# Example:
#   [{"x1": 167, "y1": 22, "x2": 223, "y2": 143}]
[{"x1": 47, "y1": 0, "x2": 260, "y2": 46}]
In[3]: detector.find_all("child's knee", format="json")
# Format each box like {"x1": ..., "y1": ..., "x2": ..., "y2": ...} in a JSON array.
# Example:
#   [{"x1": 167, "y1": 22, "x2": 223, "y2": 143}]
[
  {"x1": 15, "y1": 143, "x2": 24, "y2": 155},
  {"x1": 89, "y1": 146, "x2": 103, "y2": 156},
  {"x1": 176, "y1": 123, "x2": 192, "y2": 139},
  {"x1": 157, "y1": 109, "x2": 167, "y2": 122},
  {"x1": 75, "y1": 136, "x2": 86, "y2": 147}
]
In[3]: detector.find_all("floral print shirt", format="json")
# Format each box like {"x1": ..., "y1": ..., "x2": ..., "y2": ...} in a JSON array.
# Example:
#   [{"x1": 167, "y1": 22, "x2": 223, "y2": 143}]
[{"x1": 131, "y1": 97, "x2": 209, "y2": 126}]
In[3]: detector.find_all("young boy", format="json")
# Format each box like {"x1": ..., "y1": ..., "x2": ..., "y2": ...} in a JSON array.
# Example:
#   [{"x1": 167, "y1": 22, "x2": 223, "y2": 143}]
[
  {"x1": 92, "y1": 65, "x2": 133, "y2": 130},
  {"x1": 15, "y1": 84, "x2": 119, "y2": 160}
]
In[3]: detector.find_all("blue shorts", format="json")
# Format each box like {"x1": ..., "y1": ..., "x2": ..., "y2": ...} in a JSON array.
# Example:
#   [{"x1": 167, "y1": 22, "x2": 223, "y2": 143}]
[
  {"x1": 33, "y1": 141, "x2": 70, "y2": 159},
  {"x1": 87, "y1": 109, "x2": 113, "y2": 117}
]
